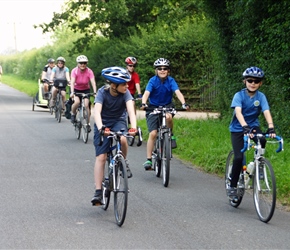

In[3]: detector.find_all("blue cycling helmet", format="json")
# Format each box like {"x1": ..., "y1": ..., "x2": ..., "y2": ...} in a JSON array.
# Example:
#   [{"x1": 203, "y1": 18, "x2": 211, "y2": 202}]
[
  {"x1": 101, "y1": 66, "x2": 131, "y2": 84},
  {"x1": 242, "y1": 66, "x2": 264, "y2": 79}
]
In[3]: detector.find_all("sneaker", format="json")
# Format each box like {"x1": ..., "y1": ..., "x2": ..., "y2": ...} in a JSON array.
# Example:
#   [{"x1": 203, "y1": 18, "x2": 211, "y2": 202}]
[
  {"x1": 143, "y1": 160, "x2": 153, "y2": 171},
  {"x1": 227, "y1": 187, "x2": 238, "y2": 197},
  {"x1": 87, "y1": 124, "x2": 91, "y2": 133},
  {"x1": 171, "y1": 136, "x2": 177, "y2": 149},
  {"x1": 125, "y1": 159, "x2": 133, "y2": 178},
  {"x1": 91, "y1": 190, "x2": 103, "y2": 206},
  {"x1": 71, "y1": 114, "x2": 76, "y2": 124},
  {"x1": 43, "y1": 92, "x2": 49, "y2": 100}
]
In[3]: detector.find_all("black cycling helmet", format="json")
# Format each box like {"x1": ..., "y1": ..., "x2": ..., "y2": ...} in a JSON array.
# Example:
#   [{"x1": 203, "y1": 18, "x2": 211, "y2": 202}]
[
  {"x1": 242, "y1": 66, "x2": 264, "y2": 79},
  {"x1": 47, "y1": 58, "x2": 55, "y2": 63}
]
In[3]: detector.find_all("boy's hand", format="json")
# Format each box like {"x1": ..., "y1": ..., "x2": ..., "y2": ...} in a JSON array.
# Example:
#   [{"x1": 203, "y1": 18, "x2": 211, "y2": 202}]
[{"x1": 128, "y1": 128, "x2": 137, "y2": 136}]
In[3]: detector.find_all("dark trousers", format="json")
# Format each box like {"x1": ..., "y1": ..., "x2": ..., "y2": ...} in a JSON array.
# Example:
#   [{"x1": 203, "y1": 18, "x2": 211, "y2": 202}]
[{"x1": 230, "y1": 127, "x2": 266, "y2": 187}]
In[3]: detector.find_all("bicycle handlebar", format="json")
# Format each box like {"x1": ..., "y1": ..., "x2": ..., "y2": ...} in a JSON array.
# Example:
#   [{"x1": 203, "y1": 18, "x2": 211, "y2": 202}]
[
  {"x1": 143, "y1": 106, "x2": 188, "y2": 115},
  {"x1": 74, "y1": 92, "x2": 96, "y2": 97},
  {"x1": 98, "y1": 126, "x2": 143, "y2": 147},
  {"x1": 241, "y1": 133, "x2": 284, "y2": 153}
]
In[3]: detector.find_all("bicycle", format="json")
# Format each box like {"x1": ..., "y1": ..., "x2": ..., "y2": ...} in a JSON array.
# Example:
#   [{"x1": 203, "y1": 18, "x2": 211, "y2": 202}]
[
  {"x1": 225, "y1": 132, "x2": 283, "y2": 223},
  {"x1": 73, "y1": 92, "x2": 95, "y2": 143},
  {"x1": 99, "y1": 126, "x2": 142, "y2": 226},
  {"x1": 145, "y1": 106, "x2": 186, "y2": 187},
  {"x1": 52, "y1": 79, "x2": 68, "y2": 123}
]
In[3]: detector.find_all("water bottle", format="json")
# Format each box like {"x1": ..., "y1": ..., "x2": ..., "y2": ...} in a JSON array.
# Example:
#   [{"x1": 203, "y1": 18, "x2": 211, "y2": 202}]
[{"x1": 247, "y1": 162, "x2": 254, "y2": 175}]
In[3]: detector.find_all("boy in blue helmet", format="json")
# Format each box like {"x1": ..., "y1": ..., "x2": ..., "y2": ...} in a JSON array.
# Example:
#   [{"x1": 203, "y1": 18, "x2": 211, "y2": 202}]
[
  {"x1": 227, "y1": 66, "x2": 276, "y2": 201},
  {"x1": 91, "y1": 66, "x2": 137, "y2": 206}
]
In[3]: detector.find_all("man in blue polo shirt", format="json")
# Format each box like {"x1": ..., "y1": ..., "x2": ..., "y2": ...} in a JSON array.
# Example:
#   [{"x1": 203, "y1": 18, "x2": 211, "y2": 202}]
[{"x1": 140, "y1": 58, "x2": 189, "y2": 170}]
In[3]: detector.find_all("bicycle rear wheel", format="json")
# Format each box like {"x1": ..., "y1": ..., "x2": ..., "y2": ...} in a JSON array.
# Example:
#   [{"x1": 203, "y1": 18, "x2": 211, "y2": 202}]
[
  {"x1": 154, "y1": 136, "x2": 161, "y2": 177},
  {"x1": 253, "y1": 158, "x2": 276, "y2": 223},
  {"x1": 102, "y1": 155, "x2": 111, "y2": 211},
  {"x1": 225, "y1": 151, "x2": 245, "y2": 207},
  {"x1": 162, "y1": 132, "x2": 171, "y2": 187},
  {"x1": 114, "y1": 157, "x2": 128, "y2": 227},
  {"x1": 82, "y1": 107, "x2": 89, "y2": 143}
]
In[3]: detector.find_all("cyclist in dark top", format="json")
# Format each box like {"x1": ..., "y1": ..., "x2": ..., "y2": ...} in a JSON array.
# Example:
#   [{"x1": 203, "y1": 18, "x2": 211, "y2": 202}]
[
  {"x1": 91, "y1": 66, "x2": 137, "y2": 206},
  {"x1": 228, "y1": 66, "x2": 276, "y2": 201},
  {"x1": 140, "y1": 58, "x2": 189, "y2": 170},
  {"x1": 41, "y1": 58, "x2": 55, "y2": 99}
]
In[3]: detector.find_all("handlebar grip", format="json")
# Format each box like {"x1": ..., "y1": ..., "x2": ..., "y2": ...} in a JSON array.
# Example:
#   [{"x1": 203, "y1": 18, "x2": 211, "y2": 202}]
[
  {"x1": 273, "y1": 135, "x2": 283, "y2": 153},
  {"x1": 136, "y1": 127, "x2": 143, "y2": 147},
  {"x1": 240, "y1": 135, "x2": 248, "y2": 153}
]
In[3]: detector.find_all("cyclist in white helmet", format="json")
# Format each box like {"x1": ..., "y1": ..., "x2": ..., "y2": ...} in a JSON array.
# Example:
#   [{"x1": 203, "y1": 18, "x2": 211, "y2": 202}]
[
  {"x1": 41, "y1": 58, "x2": 55, "y2": 99},
  {"x1": 70, "y1": 55, "x2": 97, "y2": 131},
  {"x1": 227, "y1": 66, "x2": 276, "y2": 202},
  {"x1": 49, "y1": 56, "x2": 70, "y2": 111},
  {"x1": 140, "y1": 58, "x2": 189, "y2": 170}
]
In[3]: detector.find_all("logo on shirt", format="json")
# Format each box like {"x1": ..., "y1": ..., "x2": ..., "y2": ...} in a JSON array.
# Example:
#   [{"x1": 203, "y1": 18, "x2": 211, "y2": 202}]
[{"x1": 254, "y1": 100, "x2": 260, "y2": 107}]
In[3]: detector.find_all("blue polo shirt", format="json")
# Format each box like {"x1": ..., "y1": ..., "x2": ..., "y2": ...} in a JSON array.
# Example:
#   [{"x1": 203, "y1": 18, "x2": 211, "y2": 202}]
[
  {"x1": 146, "y1": 75, "x2": 179, "y2": 106},
  {"x1": 229, "y1": 88, "x2": 270, "y2": 132}
]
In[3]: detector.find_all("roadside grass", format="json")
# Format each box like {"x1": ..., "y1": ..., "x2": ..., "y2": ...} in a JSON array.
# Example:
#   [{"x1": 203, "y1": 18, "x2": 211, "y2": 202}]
[
  {"x1": 138, "y1": 116, "x2": 290, "y2": 209},
  {"x1": 3, "y1": 74, "x2": 290, "y2": 209}
]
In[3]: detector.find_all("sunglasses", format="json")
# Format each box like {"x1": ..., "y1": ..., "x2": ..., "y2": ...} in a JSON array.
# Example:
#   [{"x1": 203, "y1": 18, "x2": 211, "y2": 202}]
[
  {"x1": 157, "y1": 67, "x2": 169, "y2": 71},
  {"x1": 79, "y1": 62, "x2": 87, "y2": 65},
  {"x1": 246, "y1": 79, "x2": 261, "y2": 84},
  {"x1": 127, "y1": 65, "x2": 135, "y2": 67}
]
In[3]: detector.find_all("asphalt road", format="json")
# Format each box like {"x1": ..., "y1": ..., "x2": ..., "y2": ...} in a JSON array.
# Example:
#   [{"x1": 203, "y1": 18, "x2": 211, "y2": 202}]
[{"x1": 0, "y1": 83, "x2": 290, "y2": 249}]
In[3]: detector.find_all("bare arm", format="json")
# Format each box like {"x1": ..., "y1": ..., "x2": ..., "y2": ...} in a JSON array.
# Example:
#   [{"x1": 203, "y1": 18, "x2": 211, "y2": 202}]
[
  {"x1": 94, "y1": 102, "x2": 103, "y2": 130},
  {"x1": 263, "y1": 110, "x2": 274, "y2": 129},
  {"x1": 135, "y1": 83, "x2": 142, "y2": 95},
  {"x1": 126, "y1": 100, "x2": 137, "y2": 129},
  {"x1": 235, "y1": 107, "x2": 248, "y2": 127},
  {"x1": 141, "y1": 90, "x2": 150, "y2": 106},
  {"x1": 175, "y1": 89, "x2": 186, "y2": 105},
  {"x1": 90, "y1": 77, "x2": 97, "y2": 93}
]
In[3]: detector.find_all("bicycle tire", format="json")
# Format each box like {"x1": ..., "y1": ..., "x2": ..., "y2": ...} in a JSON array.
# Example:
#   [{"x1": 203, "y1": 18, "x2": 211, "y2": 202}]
[
  {"x1": 57, "y1": 96, "x2": 62, "y2": 123},
  {"x1": 162, "y1": 132, "x2": 171, "y2": 187},
  {"x1": 127, "y1": 136, "x2": 135, "y2": 147},
  {"x1": 154, "y1": 136, "x2": 161, "y2": 177},
  {"x1": 102, "y1": 156, "x2": 111, "y2": 211},
  {"x1": 114, "y1": 157, "x2": 128, "y2": 227},
  {"x1": 225, "y1": 151, "x2": 244, "y2": 207},
  {"x1": 74, "y1": 110, "x2": 81, "y2": 139},
  {"x1": 32, "y1": 97, "x2": 35, "y2": 111},
  {"x1": 82, "y1": 107, "x2": 89, "y2": 143},
  {"x1": 253, "y1": 158, "x2": 276, "y2": 223}
]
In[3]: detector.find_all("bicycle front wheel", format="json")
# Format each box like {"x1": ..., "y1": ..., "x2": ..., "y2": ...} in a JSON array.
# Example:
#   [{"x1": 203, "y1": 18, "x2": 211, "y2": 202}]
[
  {"x1": 82, "y1": 107, "x2": 89, "y2": 143},
  {"x1": 162, "y1": 132, "x2": 171, "y2": 187},
  {"x1": 225, "y1": 150, "x2": 244, "y2": 207},
  {"x1": 253, "y1": 158, "x2": 276, "y2": 223},
  {"x1": 114, "y1": 157, "x2": 128, "y2": 227},
  {"x1": 154, "y1": 136, "x2": 161, "y2": 177},
  {"x1": 102, "y1": 155, "x2": 111, "y2": 211}
]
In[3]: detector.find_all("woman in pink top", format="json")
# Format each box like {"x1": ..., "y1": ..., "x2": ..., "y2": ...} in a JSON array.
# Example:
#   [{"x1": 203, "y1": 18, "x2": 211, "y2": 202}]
[{"x1": 70, "y1": 55, "x2": 97, "y2": 131}]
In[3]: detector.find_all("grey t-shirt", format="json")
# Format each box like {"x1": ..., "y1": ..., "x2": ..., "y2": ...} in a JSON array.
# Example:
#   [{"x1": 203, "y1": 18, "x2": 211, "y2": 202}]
[{"x1": 94, "y1": 85, "x2": 133, "y2": 123}]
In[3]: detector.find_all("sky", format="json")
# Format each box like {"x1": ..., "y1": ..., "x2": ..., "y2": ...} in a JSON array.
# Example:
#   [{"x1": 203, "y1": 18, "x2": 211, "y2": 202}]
[{"x1": 0, "y1": 0, "x2": 66, "y2": 54}]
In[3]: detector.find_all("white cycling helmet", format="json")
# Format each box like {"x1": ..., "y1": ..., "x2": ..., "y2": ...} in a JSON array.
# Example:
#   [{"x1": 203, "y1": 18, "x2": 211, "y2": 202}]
[
  {"x1": 76, "y1": 55, "x2": 88, "y2": 63},
  {"x1": 153, "y1": 58, "x2": 170, "y2": 68},
  {"x1": 57, "y1": 56, "x2": 66, "y2": 63}
]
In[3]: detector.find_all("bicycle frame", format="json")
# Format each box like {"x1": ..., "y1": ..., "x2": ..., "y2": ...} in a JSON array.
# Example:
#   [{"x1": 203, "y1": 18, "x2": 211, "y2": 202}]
[
  {"x1": 226, "y1": 132, "x2": 284, "y2": 222},
  {"x1": 241, "y1": 133, "x2": 283, "y2": 191}
]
